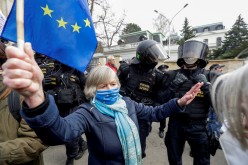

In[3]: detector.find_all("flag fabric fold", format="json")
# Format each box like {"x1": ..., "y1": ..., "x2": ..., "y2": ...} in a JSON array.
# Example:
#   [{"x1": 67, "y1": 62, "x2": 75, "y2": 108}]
[{"x1": 1, "y1": 0, "x2": 97, "y2": 72}]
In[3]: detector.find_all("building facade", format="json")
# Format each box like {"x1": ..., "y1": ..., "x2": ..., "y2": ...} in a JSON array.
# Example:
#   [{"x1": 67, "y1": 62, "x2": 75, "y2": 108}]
[
  {"x1": 103, "y1": 30, "x2": 165, "y2": 61},
  {"x1": 102, "y1": 22, "x2": 228, "y2": 63}
]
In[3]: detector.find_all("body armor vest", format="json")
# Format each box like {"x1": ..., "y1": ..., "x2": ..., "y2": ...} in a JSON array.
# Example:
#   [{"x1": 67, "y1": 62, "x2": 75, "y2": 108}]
[
  {"x1": 36, "y1": 57, "x2": 86, "y2": 107},
  {"x1": 125, "y1": 65, "x2": 156, "y2": 105},
  {"x1": 173, "y1": 69, "x2": 210, "y2": 120}
]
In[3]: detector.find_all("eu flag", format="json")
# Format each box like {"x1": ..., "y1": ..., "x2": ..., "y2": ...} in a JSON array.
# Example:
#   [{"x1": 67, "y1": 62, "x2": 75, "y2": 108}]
[{"x1": 1, "y1": 0, "x2": 97, "y2": 72}]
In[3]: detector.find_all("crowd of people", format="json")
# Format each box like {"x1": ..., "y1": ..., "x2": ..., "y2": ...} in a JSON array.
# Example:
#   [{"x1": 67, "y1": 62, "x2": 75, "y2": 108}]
[{"x1": 1, "y1": 37, "x2": 248, "y2": 165}]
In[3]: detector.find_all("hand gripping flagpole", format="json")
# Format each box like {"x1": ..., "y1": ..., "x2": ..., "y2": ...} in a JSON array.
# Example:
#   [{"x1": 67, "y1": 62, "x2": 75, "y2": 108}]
[{"x1": 16, "y1": 0, "x2": 24, "y2": 50}]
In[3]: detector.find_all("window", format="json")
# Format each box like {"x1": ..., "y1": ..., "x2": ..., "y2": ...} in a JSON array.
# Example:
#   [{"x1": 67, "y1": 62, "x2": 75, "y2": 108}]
[
  {"x1": 203, "y1": 39, "x2": 208, "y2": 44},
  {"x1": 153, "y1": 35, "x2": 160, "y2": 43},
  {"x1": 215, "y1": 25, "x2": 223, "y2": 30},
  {"x1": 216, "y1": 37, "x2": 222, "y2": 47},
  {"x1": 203, "y1": 27, "x2": 209, "y2": 32}
]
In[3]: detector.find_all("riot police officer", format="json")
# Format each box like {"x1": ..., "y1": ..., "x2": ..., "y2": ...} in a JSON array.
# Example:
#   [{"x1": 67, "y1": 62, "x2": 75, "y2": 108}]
[
  {"x1": 118, "y1": 39, "x2": 168, "y2": 158},
  {"x1": 158, "y1": 40, "x2": 212, "y2": 165},
  {"x1": 36, "y1": 56, "x2": 88, "y2": 165}
]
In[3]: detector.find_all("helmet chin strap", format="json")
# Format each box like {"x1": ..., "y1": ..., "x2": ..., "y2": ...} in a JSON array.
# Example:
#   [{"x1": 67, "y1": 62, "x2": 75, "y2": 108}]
[
  {"x1": 183, "y1": 60, "x2": 200, "y2": 69},
  {"x1": 184, "y1": 63, "x2": 198, "y2": 69}
]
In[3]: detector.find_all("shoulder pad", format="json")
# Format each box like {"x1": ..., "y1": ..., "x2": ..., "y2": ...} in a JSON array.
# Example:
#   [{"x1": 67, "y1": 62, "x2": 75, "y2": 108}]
[{"x1": 166, "y1": 70, "x2": 178, "y2": 78}]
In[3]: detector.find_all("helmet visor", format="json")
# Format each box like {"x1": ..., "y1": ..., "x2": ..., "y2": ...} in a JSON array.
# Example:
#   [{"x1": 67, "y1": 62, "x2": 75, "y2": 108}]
[
  {"x1": 178, "y1": 41, "x2": 209, "y2": 59},
  {"x1": 147, "y1": 44, "x2": 169, "y2": 60}
]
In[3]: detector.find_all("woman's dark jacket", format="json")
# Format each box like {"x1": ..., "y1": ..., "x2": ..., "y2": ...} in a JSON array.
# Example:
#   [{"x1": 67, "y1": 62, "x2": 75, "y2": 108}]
[{"x1": 21, "y1": 95, "x2": 182, "y2": 165}]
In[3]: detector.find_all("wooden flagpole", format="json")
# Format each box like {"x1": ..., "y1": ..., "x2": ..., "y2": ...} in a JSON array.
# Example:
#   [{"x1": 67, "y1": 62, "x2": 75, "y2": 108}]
[{"x1": 16, "y1": 0, "x2": 24, "y2": 50}]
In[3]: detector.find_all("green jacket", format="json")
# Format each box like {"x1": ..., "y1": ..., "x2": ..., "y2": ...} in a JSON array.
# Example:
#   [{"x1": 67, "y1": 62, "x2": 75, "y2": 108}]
[{"x1": 0, "y1": 95, "x2": 47, "y2": 165}]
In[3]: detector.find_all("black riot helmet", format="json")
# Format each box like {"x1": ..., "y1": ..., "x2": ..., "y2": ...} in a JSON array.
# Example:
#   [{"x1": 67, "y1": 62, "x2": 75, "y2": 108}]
[
  {"x1": 177, "y1": 40, "x2": 209, "y2": 68},
  {"x1": 131, "y1": 40, "x2": 169, "y2": 70}
]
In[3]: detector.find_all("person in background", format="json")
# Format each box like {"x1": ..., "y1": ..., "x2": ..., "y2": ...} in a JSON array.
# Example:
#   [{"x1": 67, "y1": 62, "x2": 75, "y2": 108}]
[
  {"x1": 206, "y1": 63, "x2": 224, "y2": 156},
  {"x1": 211, "y1": 63, "x2": 248, "y2": 165},
  {"x1": 156, "y1": 64, "x2": 169, "y2": 138},
  {"x1": 105, "y1": 55, "x2": 117, "y2": 73},
  {"x1": 2, "y1": 43, "x2": 203, "y2": 165},
  {"x1": 0, "y1": 40, "x2": 47, "y2": 165},
  {"x1": 117, "y1": 40, "x2": 169, "y2": 158},
  {"x1": 209, "y1": 64, "x2": 225, "y2": 73},
  {"x1": 158, "y1": 40, "x2": 212, "y2": 165}
]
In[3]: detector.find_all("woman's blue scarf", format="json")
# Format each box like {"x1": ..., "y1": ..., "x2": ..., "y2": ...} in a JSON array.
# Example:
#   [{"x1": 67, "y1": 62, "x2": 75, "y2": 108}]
[{"x1": 92, "y1": 89, "x2": 142, "y2": 165}]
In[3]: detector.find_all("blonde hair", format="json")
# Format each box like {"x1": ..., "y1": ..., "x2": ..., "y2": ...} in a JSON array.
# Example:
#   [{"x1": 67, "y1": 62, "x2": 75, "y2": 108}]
[
  {"x1": 84, "y1": 66, "x2": 120, "y2": 100},
  {"x1": 211, "y1": 63, "x2": 248, "y2": 148}
]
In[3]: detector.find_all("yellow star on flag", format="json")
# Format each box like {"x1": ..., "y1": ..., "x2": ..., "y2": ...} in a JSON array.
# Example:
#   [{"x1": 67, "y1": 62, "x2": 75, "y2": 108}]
[
  {"x1": 41, "y1": 4, "x2": 53, "y2": 17},
  {"x1": 71, "y1": 22, "x2": 81, "y2": 33},
  {"x1": 57, "y1": 18, "x2": 68, "y2": 29},
  {"x1": 84, "y1": 18, "x2": 91, "y2": 28}
]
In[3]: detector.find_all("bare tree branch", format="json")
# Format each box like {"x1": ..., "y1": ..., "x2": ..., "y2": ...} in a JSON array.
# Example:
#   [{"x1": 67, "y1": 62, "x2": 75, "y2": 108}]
[
  {"x1": 153, "y1": 15, "x2": 170, "y2": 36},
  {"x1": 91, "y1": 0, "x2": 126, "y2": 47}
]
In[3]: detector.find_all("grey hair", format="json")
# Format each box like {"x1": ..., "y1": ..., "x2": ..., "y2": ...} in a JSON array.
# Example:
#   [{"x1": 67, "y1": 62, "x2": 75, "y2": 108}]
[
  {"x1": 84, "y1": 65, "x2": 120, "y2": 100},
  {"x1": 211, "y1": 63, "x2": 248, "y2": 148},
  {"x1": 107, "y1": 55, "x2": 115, "y2": 61}
]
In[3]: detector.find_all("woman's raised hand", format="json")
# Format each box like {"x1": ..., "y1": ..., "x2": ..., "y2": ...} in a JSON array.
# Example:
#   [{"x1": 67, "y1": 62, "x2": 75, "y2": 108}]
[
  {"x1": 2, "y1": 43, "x2": 45, "y2": 108},
  {"x1": 177, "y1": 82, "x2": 204, "y2": 107}
]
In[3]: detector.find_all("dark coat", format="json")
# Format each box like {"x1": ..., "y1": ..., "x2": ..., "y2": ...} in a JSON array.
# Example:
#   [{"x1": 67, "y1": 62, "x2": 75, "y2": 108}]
[{"x1": 21, "y1": 95, "x2": 181, "y2": 165}]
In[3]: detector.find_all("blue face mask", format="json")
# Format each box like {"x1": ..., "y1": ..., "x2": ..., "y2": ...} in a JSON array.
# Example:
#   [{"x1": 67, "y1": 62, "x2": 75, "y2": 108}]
[{"x1": 95, "y1": 88, "x2": 120, "y2": 105}]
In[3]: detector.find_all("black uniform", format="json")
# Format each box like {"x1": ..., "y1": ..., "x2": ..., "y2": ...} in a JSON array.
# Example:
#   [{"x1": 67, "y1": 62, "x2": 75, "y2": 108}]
[
  {"x1": 158, "y1": 68, "x2": 211, "y2": 165},
  {"x1": 118, "y1": 39, "x2": 168, "y2": 158},
  {"x1": 158, "y1": 40, "x2": 212, "y2": 165},
  {"x1": 36, "y1": 56, "x2": 88, "y2": 164}
]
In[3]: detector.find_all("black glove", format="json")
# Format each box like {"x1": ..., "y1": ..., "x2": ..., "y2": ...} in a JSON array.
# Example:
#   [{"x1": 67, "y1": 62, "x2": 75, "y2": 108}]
[
  {"x1": 192, "y1": 74, "x2": 210, "y2": 93},
  {"x1": 169, "y1": 72, "x2": 188, "y2": 92},
  {"x1": 192, "y1": 74, "x2": 208, "y2": 84},
  {"x1": 172, "y1": 72, "x2": 188, "y2": 86}
]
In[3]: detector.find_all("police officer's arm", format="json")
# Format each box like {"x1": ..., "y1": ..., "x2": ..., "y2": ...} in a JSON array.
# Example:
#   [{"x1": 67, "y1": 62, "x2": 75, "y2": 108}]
[
  {"x1": 78, "y1": 71, "x2": 87, "y2": 89},
  {"x1": 117, "y1": 62, "x2": 129, "y2": 86},
  {"x1": 157, "y1": 73, "x2": 173, "y2": 103},
  {"x1": 0, "y1": 119, "x2": 47, "y2": 164},
  {"x1": 153, "y1": 70, "x2": 166, "y2": 105},
  {"x1": 157, "y1": 70, "x2": 188, "y2": 103}
]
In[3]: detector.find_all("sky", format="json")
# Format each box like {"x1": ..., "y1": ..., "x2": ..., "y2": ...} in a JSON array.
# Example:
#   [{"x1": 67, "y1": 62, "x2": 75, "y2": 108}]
[{"x1": 107, "y1": 0, "x2": 248, "y2": 34}]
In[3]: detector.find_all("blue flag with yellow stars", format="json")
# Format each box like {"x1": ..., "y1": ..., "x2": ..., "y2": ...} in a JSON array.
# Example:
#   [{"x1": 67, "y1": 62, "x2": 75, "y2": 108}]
[{"x1": 1, "y1": 0, "x2": 97, "y2": 72}]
